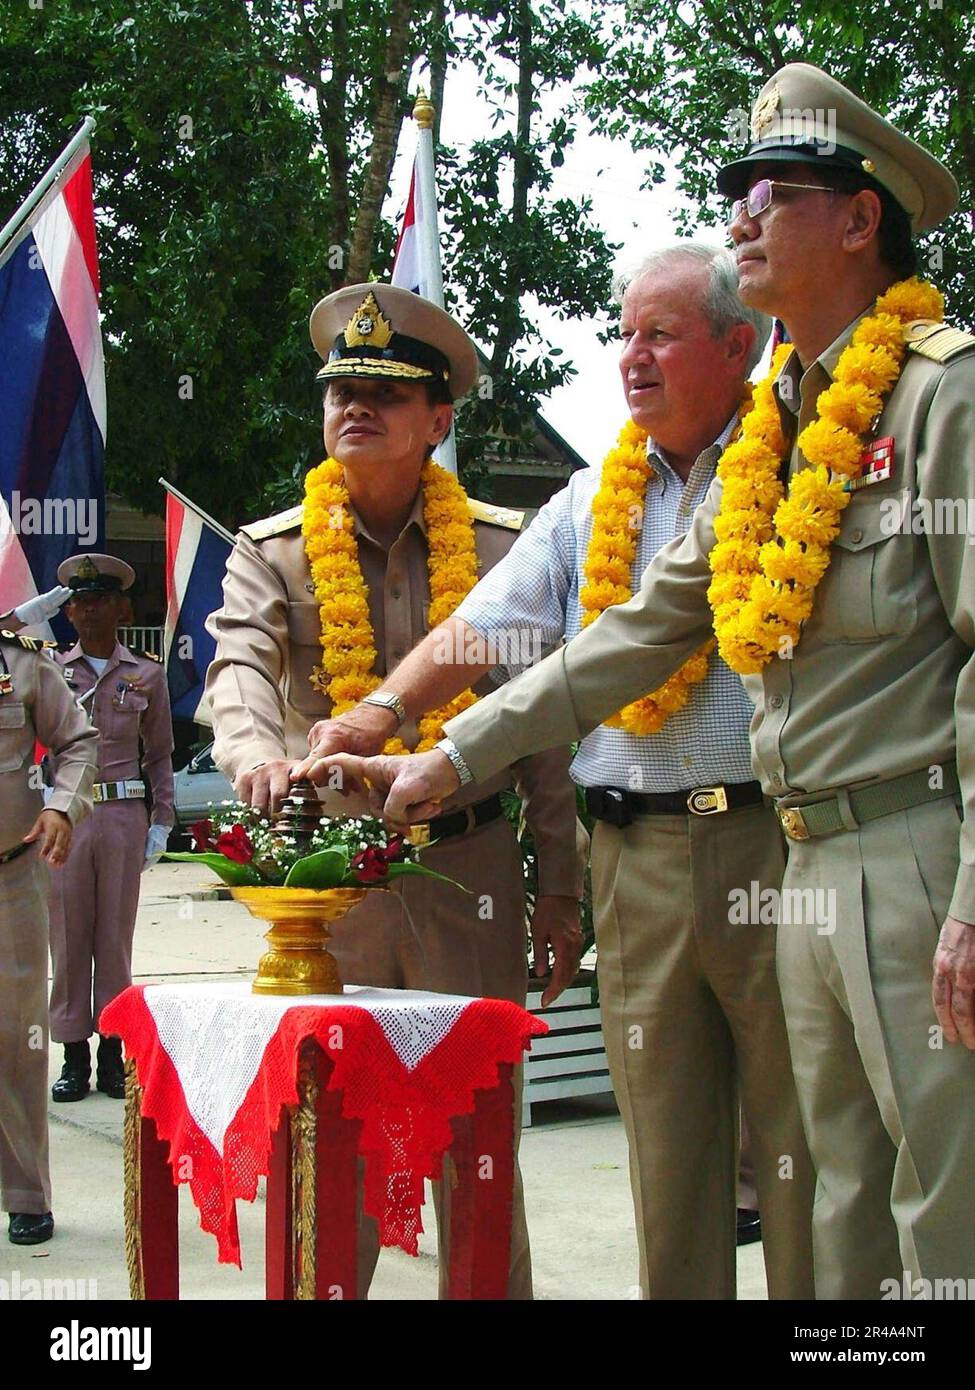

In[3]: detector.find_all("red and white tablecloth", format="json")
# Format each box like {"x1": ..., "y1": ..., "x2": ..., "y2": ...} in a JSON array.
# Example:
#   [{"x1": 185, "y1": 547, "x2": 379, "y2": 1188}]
[{"x1": 100, "y1": 982, "x2": 545, "y2": 1266}]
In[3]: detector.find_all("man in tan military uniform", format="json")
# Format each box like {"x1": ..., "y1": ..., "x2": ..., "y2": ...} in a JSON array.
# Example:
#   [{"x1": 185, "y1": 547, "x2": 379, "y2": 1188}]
[
  {"x1": 293, "y1": 248, "x2": 816, "y2": 1300},
  {"x1": 48, "y1": 553, "x2": 175, "y2": 1103},
  {"x1": 0, "y1": 630, "x2": 97, "y2": 1244},
  {"x1": 335, "y1": 69, "x2": 975, "y2": 1299},
  {"x1": 205, "y1": 284, "x2": 584, "y2": 1299}
]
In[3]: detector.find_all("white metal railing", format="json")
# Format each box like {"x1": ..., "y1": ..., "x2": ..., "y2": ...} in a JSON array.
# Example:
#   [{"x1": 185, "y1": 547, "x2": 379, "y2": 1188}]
[{"x1": 119, "y1": 625, "x2": 164, "y2": 657}]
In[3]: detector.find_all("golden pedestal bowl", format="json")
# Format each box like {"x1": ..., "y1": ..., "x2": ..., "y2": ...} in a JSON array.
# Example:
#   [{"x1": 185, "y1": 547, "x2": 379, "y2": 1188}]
[{"x1": 230, "y1": 886, "x2": 367, "y2": 996}]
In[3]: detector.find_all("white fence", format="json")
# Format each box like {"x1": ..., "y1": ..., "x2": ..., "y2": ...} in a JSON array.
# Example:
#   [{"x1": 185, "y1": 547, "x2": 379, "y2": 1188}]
[{"x1": 119, "y1": 625, "x2": 164, "y2": 657}]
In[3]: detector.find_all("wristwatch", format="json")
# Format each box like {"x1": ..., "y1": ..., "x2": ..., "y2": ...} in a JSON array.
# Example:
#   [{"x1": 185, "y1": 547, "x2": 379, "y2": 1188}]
[
  {"x1": 362, "y1": 690, "x2": 407, "y2": 727},
  {"x1": 435, "y1": 737, "x2": 474, "y2": 786}
]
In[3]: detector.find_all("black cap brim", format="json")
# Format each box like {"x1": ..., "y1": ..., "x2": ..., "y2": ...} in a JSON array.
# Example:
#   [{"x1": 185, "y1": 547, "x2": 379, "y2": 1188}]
[{"x1": 717, "y1": 139, "x2": 874, "y2": 198}]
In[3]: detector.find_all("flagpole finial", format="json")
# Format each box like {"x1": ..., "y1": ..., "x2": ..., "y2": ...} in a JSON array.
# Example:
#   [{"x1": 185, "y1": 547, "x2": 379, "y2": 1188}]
[{"x1": 413, "y1": 91, "x2": 435, "y2": 130}]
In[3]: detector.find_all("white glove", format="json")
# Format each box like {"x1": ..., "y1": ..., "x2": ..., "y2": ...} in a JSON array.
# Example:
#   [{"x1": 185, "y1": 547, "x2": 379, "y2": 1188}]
[
  {"x1": 143, "y1": 824, "x2": 171, "y2": 871},
  {"x1": 14, "y1": 585, "x2": 73, "y2": 625}
]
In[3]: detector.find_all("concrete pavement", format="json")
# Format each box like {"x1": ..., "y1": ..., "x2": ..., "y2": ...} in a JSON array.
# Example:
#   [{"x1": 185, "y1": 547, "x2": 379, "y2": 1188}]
[{"x1": 8, "y1": 862, "x2": 769, "y2": 1300}]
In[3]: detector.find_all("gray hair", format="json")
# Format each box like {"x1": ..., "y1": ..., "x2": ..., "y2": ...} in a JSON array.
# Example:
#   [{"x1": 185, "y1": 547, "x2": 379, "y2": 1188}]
[{"x1": 613, "y1": 242, "x2": 771, "y2": 374}]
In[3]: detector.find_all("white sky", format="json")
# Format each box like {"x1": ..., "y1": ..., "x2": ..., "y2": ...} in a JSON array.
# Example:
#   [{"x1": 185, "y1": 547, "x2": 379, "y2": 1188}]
[{"x1": 384, "y1": 54, "x2": 710, "y2": 467}]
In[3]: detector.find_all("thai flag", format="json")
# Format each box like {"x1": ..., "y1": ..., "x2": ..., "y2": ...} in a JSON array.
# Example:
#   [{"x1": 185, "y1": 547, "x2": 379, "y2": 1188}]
[
  {"x1": 391, "y1": 163, "x2": 424, "y2": 296},
  {"x1": 163, "y1": 485, "x2": 232, "y2": 724},
  {"x1": 0, "y1": 141, "x2": 106, "y2": 636}
]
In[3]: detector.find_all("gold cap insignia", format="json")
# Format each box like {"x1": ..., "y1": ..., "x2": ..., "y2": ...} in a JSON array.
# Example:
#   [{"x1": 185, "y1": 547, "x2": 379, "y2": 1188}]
[
  {"x1": 862, "y1": 157, "x2": 877, "y2": 173},
  {"x1": 344, "y1": 292, "x2": 393, "y2": 349},
  {"x1": 751, "y1": 85, "x2": 780, "y2": 140},
  {"x1": 77, "y1": 556, "x2": 99, "y2": 581}
]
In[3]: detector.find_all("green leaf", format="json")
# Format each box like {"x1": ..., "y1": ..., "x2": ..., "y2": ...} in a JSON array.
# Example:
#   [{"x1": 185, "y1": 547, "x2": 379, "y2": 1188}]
[
  {"x1": 383, "y1": 861, "x2": 471, "y2": 893},
  {"x1": 162, "y1": 850, "x2": 263, "y2": 886},
  {"x1": 284, "y1": 847, "x2": 349, "y2": 889}
]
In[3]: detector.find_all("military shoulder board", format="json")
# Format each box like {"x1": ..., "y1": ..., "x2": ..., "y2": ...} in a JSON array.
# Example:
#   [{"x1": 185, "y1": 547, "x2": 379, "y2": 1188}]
[
  {"x1": 904, "y1": 320, "x2": 975, "y2": 364},
  {"x1": 467, "y1": 498, "x2": 525, "y2": 531},
  {"x1": 0, "y1": 630, "x2": 56, "y2": 651},
  {"x1": 241, "y1": 504, "x2": 304, "y2": 541}
]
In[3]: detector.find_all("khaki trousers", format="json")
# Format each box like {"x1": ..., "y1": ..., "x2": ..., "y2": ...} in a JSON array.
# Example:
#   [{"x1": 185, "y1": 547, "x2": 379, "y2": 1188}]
[
  {"x1": 328, "y1": 813, "x2": 531, "y2": 1299},
  {"x1": 0, "y1": 847, "x2": 52, "y2": 1214},
  {"x1": 776, "y1": 795, "x2": 975, "y2": 1299},
  {"x1": 591, "y1": 804, "x2": 816, "y2": 1299},
  {"x1": 48, "y1": 800, "x2": 148, "y2": 1042}
]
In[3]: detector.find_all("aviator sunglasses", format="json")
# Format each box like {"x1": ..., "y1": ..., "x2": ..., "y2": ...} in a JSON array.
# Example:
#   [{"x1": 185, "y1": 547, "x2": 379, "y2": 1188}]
[{"x1": 729, "y1": 177, "x2": 838, "y2": 223}]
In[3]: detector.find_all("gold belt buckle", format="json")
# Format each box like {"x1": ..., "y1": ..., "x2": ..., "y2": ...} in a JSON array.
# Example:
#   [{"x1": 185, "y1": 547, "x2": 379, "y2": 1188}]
[
  {"x1": 92, "y1": 783, "x2": 104, "y2": 804},
  {"x1": 408, "y1": 823, "x2": 431, "y2": 847},
  {"x1": 779, "y1": 806, "x2": 810, "y2": 841},
  {"x1": 687, "y1": 786, "x2": 728, "y2": 816}
]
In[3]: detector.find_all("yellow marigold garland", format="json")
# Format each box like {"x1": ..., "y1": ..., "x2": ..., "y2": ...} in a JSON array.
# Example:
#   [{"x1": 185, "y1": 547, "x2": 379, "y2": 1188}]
[
  {"x1": 302, "y1": 456, "x2": 480, "y2": 754},
  {"x1": 708, "y1": 277, "x2": 944, "y2": 674},
  {"x1": 580, "y1": 416, "x2": 718, "y2": 734}
]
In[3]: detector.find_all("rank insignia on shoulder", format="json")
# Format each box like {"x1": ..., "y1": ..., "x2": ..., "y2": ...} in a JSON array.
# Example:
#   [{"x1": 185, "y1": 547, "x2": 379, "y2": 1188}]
[
  {"x1": 0, "y1": 630, "x2": 56, "y2": 651},
  {"x1": 241, "y1": 504, "x2": 304, "y2": 541},
  {"x1": 904, "y1": 320, "x2": 975, "y2": 364},
  {"x1": 467, "y1": 498, "x2": 525, "y2": 531},
  {"x1": 845, "y1": 436, "x2": 895, "y2": 492}
]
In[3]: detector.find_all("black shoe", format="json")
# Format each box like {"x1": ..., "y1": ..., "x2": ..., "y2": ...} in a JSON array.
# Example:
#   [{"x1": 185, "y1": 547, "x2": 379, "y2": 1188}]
[
  {"x1": 96, "y1": 1034, "x2": 126, "y2": 1100},
  {"x1": 51, "y1": 1040, "x2": 91, "y2": 1102},
  {"x1": 737, "y1": 1208, "x2": 762, "y2": 1246},
  {"x1": 8, "y1": 1211, "x2": 54, "y2": 1245}
]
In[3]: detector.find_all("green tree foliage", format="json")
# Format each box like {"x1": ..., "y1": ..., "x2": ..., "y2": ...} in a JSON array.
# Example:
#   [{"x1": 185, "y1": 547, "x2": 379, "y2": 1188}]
[
  {"x1": 0, "y1": 0, "x2": 618, "y2": 525},
  {"x1": 441, "y1": 0, "x2": 618, "y2": 482},
  {"x1": 586, "y1": 0, "x2": 974, "y2": 325}
]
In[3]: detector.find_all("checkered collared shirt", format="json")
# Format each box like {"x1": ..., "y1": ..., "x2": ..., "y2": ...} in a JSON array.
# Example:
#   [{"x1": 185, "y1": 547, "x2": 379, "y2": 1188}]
[{"x1": 456, "y1": 419, "x2": 756, "y2": 792}]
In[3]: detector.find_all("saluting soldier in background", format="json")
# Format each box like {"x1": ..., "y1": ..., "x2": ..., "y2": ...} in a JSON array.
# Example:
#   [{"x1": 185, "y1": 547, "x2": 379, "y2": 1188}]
[
  {"x1": 0, "y1": 583, "x2": 73, "y2": 635},
  {"x1": 206, "y1": 284, "x2": 585, "y2": 1300},
  {"x1": 349, "y1": 67, "x2": 975, "y2": 1299},
  {"x1": 48, "y1": 553, "x2": 175, "y2": 1103},
  {"x1": 0, "y1": 629, "x2": 97, "y2": 1245}
]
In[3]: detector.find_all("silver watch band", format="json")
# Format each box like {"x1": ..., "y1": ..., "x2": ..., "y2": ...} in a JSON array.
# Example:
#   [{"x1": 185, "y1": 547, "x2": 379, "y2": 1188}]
[
  {"x1": 436, "y1": 737, "x2": 474, "y2": 786},
  {"x1": 362, "y1": 690, "x2": 407, "y2": 726}
]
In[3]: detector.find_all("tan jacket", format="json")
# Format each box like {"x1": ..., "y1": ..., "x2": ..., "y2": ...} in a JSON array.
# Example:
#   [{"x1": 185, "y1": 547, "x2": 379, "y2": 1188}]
[
  {"x1": 54, "y1": 642, "x2": 176, "y2": 827},
  {"x1": 443, "y1": 318, "x2": 975, "y2": 920},
  {"x1": 0, "y1": 635, "x2": 98, "y2": 855},
  {"x1": 206, "y1": 492, "x2": 585, "y2": 897}
]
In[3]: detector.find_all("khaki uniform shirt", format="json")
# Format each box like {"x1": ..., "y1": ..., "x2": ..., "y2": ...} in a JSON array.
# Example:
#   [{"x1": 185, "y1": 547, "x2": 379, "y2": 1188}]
[
  {"x1": 54, "y1": 642, "x2": 176, "y2": 828},
  {"x1": 0, "y1": 636, "x2": 98, "y2": 855},
  {"x1": 205, "y1": 491, "x2": 584, "y2": 897},
  {"x1": 444, "y1": 317, "x2": 975, "y2": 920}
]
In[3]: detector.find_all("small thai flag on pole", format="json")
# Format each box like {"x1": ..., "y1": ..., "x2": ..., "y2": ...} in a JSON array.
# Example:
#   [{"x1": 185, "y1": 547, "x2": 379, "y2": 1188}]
[
  {"x1": 391, "y1": 165, "x2": 422, "y2": 296},
  {"x1": 0, "y1": 119, "x2": 106, "y2": 637},
  {"x1": 161, "y1": 480, "x2": 233, "y2": 725},
  {"x1": 390, "y1": 92, "x2": 458, "y2": 475}
]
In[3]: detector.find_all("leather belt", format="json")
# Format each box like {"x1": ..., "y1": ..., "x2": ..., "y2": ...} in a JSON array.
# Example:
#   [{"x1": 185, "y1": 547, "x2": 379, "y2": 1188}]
[
  {"x1": 92, "y1": 779, "x2": 146, "y2": 804},
  {"x1": 0, "y1": 841, "x2": 31, "y2": 867},
  {"x1": 407, "y1": 793, "x2": 504, "y2": 847},
  {"x1": 585, "y1": 781, "x2": 764, "y2": 828},
  {"x1": 777, "y1": 763, "x2": 960, "y2": 842}
]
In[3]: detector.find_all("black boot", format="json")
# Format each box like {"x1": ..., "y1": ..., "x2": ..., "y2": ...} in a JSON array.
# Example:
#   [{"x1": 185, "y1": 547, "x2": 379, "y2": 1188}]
[
  {"x1": 96, "y1": 1034, "x2": 126, "y2": 1099},
  {"x1": 8, "y1": 1212, "x2": 54, "y2": 1245},
  {"x1": 51, "y1": 1040, "x2": 91, "y2": 1102}
]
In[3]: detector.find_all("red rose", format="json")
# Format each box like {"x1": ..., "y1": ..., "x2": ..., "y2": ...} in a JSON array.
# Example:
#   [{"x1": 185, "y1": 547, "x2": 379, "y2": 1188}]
[
  {"x1": 216, "y1": 824, "x2": 255, "y2": 864},
  {"x1": 383, "y1": 835, "x2": 408, "y2": 863},
  {"x1": 351, "y1": 846, "x2": 390, "y2": 884},
  {"x1": 190, "y1": 819, "x2": 215, "y2": 851}
]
